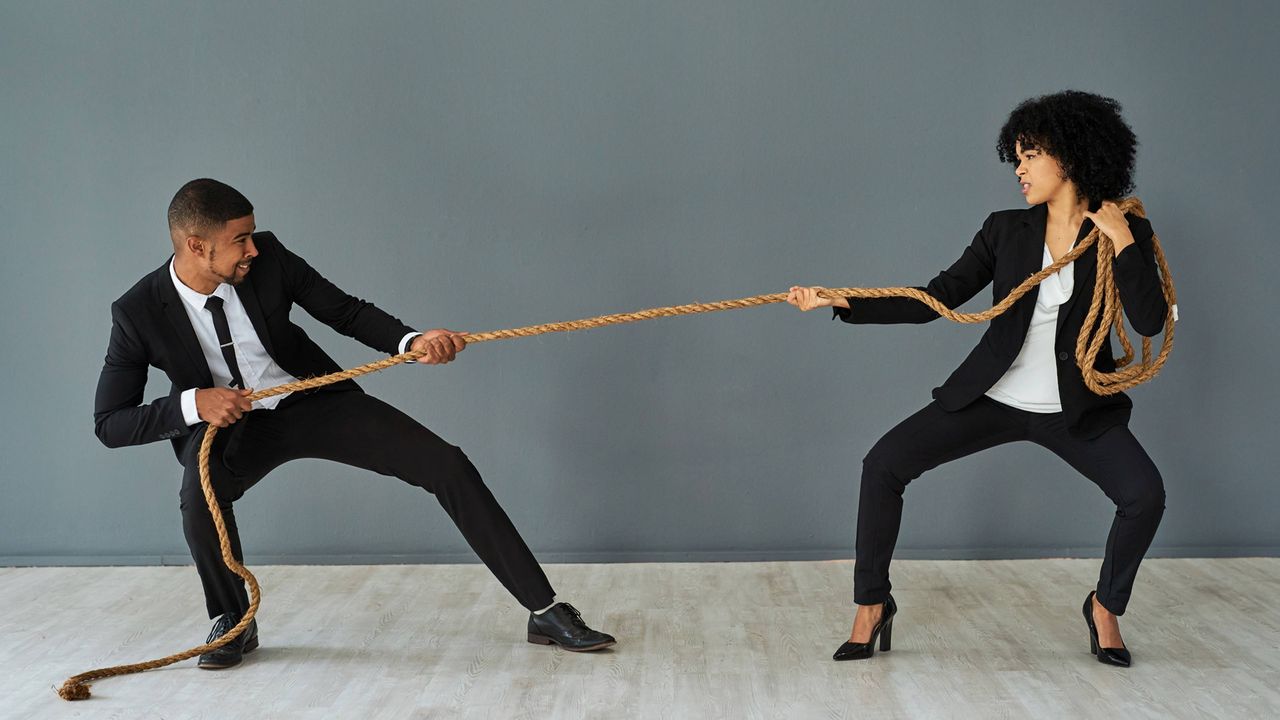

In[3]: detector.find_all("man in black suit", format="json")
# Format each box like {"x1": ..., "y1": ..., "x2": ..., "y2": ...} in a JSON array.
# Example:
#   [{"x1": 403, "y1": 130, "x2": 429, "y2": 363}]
[{"x1": 95, "y1": 178, "x2": 614, "y2": 668}]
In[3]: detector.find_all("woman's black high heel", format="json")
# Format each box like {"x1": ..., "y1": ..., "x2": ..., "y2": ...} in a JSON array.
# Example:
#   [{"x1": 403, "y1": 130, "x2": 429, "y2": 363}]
[
  {"x1": 1082, "y1": 590, "x2": 1131, "y2": 668},
  {"x1": 833, "y1": 594, "x2": 897, "y2": 661}
]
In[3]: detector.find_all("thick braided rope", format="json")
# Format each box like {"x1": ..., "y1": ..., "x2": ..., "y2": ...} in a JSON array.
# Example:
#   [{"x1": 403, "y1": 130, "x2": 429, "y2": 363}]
[{"x1": 58, "y1": 196, "x2": 1173, "y2": 700}]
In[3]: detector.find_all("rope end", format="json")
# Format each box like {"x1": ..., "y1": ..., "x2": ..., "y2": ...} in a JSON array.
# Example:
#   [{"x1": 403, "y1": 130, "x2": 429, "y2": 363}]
[{"x1": 57, "y1": 680, "x2": 92, "y2": 700}]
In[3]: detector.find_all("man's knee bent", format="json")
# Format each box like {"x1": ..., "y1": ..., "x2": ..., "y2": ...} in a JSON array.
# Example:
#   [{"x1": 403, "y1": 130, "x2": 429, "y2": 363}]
[
  {"x1": 179, "y1": 473, "x2": 239, "y2": 513},
  {"x1": 412, "y1": 445, "x2": 484, "y2": 495}
]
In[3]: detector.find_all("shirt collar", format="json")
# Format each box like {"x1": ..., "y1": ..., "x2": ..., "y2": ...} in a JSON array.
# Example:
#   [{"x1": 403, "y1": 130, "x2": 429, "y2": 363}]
[{"x1": 168, "y1": 257, "x2": 233, "y2": 310}]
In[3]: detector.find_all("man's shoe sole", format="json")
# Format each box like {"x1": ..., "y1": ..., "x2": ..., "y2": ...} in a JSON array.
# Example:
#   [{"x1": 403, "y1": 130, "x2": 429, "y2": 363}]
[
  {"x1": 527, "y1": 632, "x2": 616, "y2": 652},
  {"x1": 197, "y1": 635, "x2": 260, "y2": 670}
]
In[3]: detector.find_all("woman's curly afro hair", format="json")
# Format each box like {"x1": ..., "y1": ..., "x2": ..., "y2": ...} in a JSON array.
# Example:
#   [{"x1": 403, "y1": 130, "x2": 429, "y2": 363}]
[{"x1": 997, "y1": 90, "x2": 1138, "y2": 204}]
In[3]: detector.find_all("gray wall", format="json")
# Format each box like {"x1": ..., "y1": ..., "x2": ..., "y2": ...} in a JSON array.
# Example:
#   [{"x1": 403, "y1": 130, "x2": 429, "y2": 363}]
[{"x1": 3, "y1": 1, "x2": 1277, "y2": 566}]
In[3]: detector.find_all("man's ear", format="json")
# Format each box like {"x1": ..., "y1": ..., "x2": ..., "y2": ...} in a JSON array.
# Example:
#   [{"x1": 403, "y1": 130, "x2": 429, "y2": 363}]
[{"x1": 186, "y1": 235, "x2": 207, "y2": 257}]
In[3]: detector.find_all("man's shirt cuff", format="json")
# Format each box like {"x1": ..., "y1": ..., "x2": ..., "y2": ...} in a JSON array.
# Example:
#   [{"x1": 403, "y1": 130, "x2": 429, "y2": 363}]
[
  {"x1": 399, "y1": 331, "x2": 423, "y2": 362},
  {"x1": 180, "y1": 388, "x2": 201, "y2": 426}
]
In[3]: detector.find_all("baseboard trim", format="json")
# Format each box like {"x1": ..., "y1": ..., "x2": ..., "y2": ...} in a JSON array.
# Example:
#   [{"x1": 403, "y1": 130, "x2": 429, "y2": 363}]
[{"x1": 3, "y1": 545, "x2": 1278, "y2": 567}]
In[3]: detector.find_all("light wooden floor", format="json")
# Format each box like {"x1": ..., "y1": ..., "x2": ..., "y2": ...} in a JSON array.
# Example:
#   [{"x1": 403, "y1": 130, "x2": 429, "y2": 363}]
[{"x1": 3, "y1": 559, "x2": 1278, "y2": 719}]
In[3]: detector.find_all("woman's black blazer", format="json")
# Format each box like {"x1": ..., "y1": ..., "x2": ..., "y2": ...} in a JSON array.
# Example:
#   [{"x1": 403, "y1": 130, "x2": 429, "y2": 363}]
[{"x1": 835, "y1": 202, "x2": 1169, "y2": 438}]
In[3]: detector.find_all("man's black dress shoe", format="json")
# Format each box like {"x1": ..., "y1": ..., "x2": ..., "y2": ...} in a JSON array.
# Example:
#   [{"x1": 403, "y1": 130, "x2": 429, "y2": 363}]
[
  {"x1": 833, "y1": 594, "x2": 897, "y2": 661},
  {"x1": 527, "y1": 603, "x2": 616, "y2": 652},
  {"x1": 1083, "y1": 591, "x2": 1131, "y2": 668},
  {"x1": 197, "y1": 613, "x2": 259, "y2": 670}
]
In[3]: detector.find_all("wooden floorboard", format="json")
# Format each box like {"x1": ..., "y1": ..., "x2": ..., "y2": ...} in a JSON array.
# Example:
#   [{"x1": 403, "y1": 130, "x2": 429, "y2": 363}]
[{"x1": 2, "y1": 559, "x2": 1278, "y2": 718}]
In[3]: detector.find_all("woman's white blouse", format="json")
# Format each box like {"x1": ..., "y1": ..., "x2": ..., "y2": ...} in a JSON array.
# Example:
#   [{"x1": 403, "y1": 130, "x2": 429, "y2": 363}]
[{"x1": 984, "y1": 243, "x2": 1075, "y2": 413}]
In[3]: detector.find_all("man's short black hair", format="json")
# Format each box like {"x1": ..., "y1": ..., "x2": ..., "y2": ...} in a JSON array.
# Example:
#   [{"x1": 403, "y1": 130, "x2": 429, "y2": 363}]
[
  {"x1": 167, "y1": 178, "x2": 253, "y2": 235},
  {"x1": 996, "y1": 90, "x2": 1138, "y2": 204}
]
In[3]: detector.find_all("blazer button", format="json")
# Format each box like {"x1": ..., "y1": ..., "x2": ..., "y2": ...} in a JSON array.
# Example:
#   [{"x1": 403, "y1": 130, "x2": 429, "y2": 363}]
[{"x1": 1057, "y1": 351, "x2": 1069, "y2": 362}]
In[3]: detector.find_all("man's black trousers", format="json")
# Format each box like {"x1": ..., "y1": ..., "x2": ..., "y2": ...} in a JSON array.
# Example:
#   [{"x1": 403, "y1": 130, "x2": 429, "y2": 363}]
[{"x1": 178, "y1": 387, "x2": 556, "y2": 619}]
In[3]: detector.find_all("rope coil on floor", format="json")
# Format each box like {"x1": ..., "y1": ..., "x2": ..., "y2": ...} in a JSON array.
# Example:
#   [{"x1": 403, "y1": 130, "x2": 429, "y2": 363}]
[{"x1": 58, "y1": 196, "x2": 1174, "y2": 699}]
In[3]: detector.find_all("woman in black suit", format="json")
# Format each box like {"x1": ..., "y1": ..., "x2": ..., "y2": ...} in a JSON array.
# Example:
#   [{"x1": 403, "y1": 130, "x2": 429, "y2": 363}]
[{"x1": 787, "y1": 91, "x2": 1168, "y2": 667}]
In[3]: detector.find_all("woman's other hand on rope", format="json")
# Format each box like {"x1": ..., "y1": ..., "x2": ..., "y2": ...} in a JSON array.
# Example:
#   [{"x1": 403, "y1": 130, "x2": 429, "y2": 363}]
[
  {"x1": 411, "y1": 329, "x2": 468, "y2": 365},
  {"x1": 196, "y1": 388, "x2": 253, "y2": 428},
  {"x1": 787, "y1": 286, "x2": 851, "y2": 311},
  {"x1": 1083, "y1": 201, "x2": 1136, "y2": 256}
]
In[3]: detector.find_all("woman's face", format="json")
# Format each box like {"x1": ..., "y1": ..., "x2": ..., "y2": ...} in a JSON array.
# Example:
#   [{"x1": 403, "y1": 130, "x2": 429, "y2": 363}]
[{"x1": 1014, "y1": 140, "x2": 1071, "y2": 205}]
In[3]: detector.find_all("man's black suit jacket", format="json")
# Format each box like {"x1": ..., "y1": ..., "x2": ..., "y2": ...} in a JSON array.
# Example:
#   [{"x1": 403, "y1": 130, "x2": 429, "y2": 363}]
[
  {"x1": 94, "y1": 231, "x2": 416, "y2": 458},
  {"x1": 836, "y1": 202, "x2": 1169, "y2": 439}
]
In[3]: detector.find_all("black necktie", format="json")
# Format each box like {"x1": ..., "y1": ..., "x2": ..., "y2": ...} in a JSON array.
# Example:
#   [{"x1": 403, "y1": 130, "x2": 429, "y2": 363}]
[{"x1": 203, "y1": 295, "x2": 245, "y2": 389}]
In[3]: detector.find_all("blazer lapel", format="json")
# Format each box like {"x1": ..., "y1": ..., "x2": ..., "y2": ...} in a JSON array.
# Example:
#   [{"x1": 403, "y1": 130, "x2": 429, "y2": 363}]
[
  {"x1": 156, "y1": 258, "x2": 215, "y2": 388},
  {"x1": 1056, "y1": 217, "x2": 1098, "y2": 337},
  {"x1": 234, "y1": 275, "x2": 277, "y2": 360},
  {"x1": 1016, "y1": 204, "x2": 1048, "y2": 306}
]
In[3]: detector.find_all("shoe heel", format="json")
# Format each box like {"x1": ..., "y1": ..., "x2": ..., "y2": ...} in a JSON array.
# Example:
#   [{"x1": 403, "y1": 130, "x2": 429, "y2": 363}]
[
  {"x1": 527, "y1": 632, "x2": 555, "y2": 646},
  {"x1": 879, "y1": 619, "x2": 892, "y2": 652},
  {"x1": 1089, "y1": 634, "x2": 1098, "y2": 655}
]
